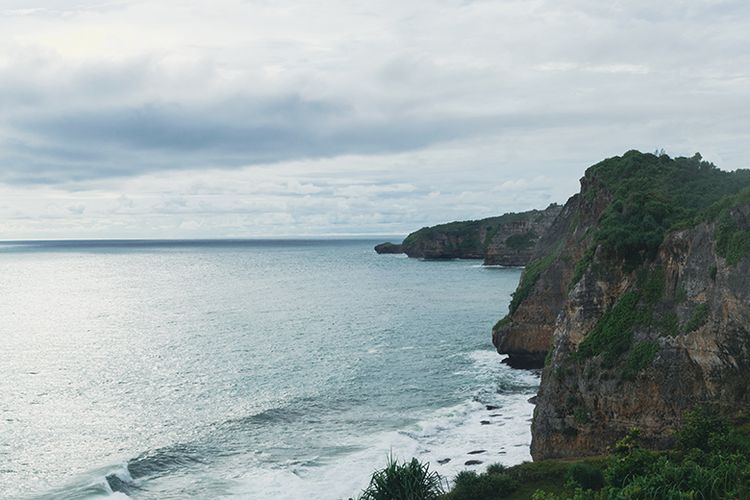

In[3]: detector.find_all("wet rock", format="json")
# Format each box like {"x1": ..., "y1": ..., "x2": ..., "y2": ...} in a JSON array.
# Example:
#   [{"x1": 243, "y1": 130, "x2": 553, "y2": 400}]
[
  {"x1": 480, "y1": 420, "x2": 491, "y2": 425},
  {"x1": 437, "y1": 458, "x2": 451, "y2": 465},
  {"x1": 464, "y1": 460, "x2": 483, "y2": 466},
  {"x1": 467, "y1": 450, "x2": 486, "y2": 455},
  {"x1": 485, "y1": 405, "x2": 499, "y2": 410}
]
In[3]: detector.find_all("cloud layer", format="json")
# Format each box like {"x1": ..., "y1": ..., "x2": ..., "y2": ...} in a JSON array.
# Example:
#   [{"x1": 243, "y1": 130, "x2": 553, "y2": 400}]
[{"x1": 1, "y1": 0, "x2": 749, "y2": 237}]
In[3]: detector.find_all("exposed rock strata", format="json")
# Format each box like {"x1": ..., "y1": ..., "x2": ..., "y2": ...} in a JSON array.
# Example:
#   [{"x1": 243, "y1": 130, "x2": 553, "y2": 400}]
[
  {"x1": 380, "y1": 204, "x2": 561, "y2": 265},
  {"x1": 532, "y1": 211, "x2": 750, "y2": 459},
  {"x1": 493, "y1": 151, "x2": 750, "y2": 459}
]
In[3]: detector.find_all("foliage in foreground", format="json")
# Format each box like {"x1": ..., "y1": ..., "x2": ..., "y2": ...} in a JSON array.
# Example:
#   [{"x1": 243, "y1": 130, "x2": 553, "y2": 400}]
[
  {"x1": 360, "y1": 407, "x2": 750, "y2": 500},
  {"x1": 462, "y1": 408, "x2": 750, "y2": 500},
  {"x1": 357, "y1": 455, "x2": 446, "y2": 500}
]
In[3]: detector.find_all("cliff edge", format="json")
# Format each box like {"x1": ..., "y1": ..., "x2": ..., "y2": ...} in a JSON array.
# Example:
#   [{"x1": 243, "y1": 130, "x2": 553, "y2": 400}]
[
  {"x1": 493, "y1": 150, "x2": 750, "y2": 458},
  {"x1": 376, "y1": 204, "x2": 561, "y2": 265}
]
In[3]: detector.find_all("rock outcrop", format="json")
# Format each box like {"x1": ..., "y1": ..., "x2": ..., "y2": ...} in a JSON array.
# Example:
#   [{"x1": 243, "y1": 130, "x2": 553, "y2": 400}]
[
  {"x1": 493, "y1": 150, "x2": 750, "y2": 459},
  {"x1": 374, "y1": 242, "x2": 403, "y2": 254},
  {"x1": 386, "y1": 204, "x2": 561, "y2": 264}
]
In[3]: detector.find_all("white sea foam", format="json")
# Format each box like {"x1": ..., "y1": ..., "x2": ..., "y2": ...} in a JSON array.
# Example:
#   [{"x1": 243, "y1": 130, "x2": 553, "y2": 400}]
[{"x1": 229, "y1": 350, "x2": 539, "y2": 500}]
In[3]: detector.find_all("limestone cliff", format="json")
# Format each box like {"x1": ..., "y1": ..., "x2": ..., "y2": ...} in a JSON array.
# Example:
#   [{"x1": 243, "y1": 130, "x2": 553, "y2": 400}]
[
  {"x1": 390, "y1": 204, "x2": 561, "y2": 264},
  {"x1": 374, "y1": 242, "x2": 403, "y2": 254},
  {"x1": 493, "y1": 150, "x2": 750, "y2": 459}
]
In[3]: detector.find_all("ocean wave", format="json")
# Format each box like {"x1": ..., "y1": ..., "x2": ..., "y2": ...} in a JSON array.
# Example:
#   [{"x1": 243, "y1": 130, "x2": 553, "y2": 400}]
[{"x1": 229, "y1": 352, "x2": 539, "y2": 499}]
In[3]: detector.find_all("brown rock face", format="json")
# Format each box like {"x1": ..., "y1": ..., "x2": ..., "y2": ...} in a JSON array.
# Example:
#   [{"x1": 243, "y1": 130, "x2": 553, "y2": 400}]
[
  {"x1": 531, "y1": 213, "x2": 750, "y2": 459},
  {"x1": 493, "y1": 178, "x2": 611, "y2": 368},
  {"x1": 492, "y1": 151, "x2": 750, "y2": 460},
  {"x1": 484, "y1": 206, "x2": 562, "y2": 266},
  {"x1": 399, "y1": 204, "x2": 562, "y2": 264}
]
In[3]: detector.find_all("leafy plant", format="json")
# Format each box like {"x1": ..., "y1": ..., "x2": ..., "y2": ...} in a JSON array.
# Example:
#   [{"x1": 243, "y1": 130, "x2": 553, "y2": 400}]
[
  {"x1": 358, "y1": 456, "x2": 446, "y2": 500},
  {"x1": 565, "y1": 463, "x2": 604, "y2": 491},
  {"x1": 444, "y1": 469, "x2": 519, "y2": 500}
]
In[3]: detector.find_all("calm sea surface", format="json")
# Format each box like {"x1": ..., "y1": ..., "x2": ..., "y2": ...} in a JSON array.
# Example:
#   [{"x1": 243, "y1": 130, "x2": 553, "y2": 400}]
[{"x1": 0, "y1": 240, "x2": 537, "y2": 499}]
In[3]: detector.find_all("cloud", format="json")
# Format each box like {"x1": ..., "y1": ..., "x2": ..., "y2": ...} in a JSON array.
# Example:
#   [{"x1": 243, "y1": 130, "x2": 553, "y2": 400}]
[{"x1": 0, "y1": 0, "x2": 749, "y2": 237}]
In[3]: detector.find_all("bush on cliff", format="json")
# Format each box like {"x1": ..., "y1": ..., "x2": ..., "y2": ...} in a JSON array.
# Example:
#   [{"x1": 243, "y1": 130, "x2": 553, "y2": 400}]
[{"x1": 586, "y1": 151, "x2": 750, "y2": 268}]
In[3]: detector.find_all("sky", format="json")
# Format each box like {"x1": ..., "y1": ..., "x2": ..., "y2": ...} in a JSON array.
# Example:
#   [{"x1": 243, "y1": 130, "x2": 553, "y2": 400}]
[{"x1": 0, "y1": 0, "x2": 749, "y2": 239}]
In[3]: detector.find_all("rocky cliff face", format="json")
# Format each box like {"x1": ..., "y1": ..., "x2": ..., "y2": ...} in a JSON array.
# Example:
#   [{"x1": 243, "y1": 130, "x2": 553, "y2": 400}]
[
  {"x1": 374, "y1": 242, "x2": 403, "y2": 254},
  {"x1": 396, "y1": 204, "x2": 561, "y2": 264},
  {"x1": 493, "y1": 151, "x2": 750, "y2": 459},
  {"x1": 484, "y1": 206, "x2": 562, "y2": 266}
]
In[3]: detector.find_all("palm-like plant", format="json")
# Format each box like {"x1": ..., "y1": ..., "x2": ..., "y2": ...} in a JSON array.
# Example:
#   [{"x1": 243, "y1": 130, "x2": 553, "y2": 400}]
[{"x1": 358, "y1": 455, "x2": 446, "y2": 500}]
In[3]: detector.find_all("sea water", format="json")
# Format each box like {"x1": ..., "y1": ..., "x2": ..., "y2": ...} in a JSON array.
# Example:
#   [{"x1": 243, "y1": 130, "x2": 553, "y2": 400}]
[{"x1": 0, "y1": 240, "x2": 538, "y2": 499}]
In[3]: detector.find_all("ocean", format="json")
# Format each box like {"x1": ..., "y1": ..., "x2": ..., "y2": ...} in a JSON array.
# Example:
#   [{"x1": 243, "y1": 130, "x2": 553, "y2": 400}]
[{"x1": 0, "y1": 240, "x2": 538, "y2": 499}]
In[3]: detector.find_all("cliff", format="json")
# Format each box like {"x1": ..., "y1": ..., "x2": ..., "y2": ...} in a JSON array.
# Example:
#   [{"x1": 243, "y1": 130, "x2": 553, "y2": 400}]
[
  {"x1": 386, "y1": 204, "x2": 561, "y2": 264},
  {"x1": 493, "y1": 150, "x2": 750, "y2": 459},
  {"x1": 374, "y1": 242, "x2": 403, "y2": 254}
]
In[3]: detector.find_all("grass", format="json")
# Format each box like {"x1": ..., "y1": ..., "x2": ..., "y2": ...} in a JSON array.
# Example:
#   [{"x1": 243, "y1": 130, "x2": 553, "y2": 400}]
[
  {"x1": 508, "y1": 253, "x2": 557, "y2": 314},
  {"x1": 684, "y1": 303, "x2": 709, "y2": 333}
]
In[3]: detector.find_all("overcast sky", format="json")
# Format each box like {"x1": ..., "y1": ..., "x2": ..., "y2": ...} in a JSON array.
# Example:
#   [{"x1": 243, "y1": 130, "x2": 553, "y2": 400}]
[{"x1": 0, "y1": 0, "x2": 748, "y2": 239}]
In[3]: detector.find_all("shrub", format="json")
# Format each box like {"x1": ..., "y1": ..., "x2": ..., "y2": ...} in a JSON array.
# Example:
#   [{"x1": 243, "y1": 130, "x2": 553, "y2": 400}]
[
  {"x1": 683, "y1": 303, "x2": 709, "y2": 333},
  {"x1": 359, "y1": 456, "x2": 445, "y2": 500},
  {"x1": 573, "y1": 407, "x2": 590, "y2": 425},
  {"x1": 676, "y1": 406, "x2": 729, "y2": 452},
  {"x1": 445, "y1": 469, "x2": 519, "y2": 500},
  {"x1": 715, "y1": 213, "x2": 750, "y2": 265},
  {"x1": 565, "y1": 463, "x2": 604, "y2": 491},
  {"x1": 505, "y1": 231, "x2": 537, "y2": 251},
  {"x1": 508, "y1": 253, "x2": 557, "y2": 314},
  {"x1": 576, "y1": 291, "x2": 640, "y2": 364},
  {"x1": 585, "y1": 151, "x2": 750, "y2": 268},
  {"x1": 485, "y1": 463, "x2": 507, "y2": 474},
  {"x1": 622, "y1": 341, "x2": 659, "y2": 379}
]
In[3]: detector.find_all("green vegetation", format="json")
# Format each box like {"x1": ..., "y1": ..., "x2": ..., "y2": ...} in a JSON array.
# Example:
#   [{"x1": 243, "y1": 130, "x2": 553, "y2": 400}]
[
  {"x1": 684, "y1": 303, "x2": 709, "y2": 333},
  {"x1": 443, "y1": 460, "x2": 604, "y2": 500},
  {"x1": 494, "y1": 315, "x2": 512, "y2": 331},
  {"x1": 658, "y1": 312, "x2": 679, "y2": 337},
  {"x1": 587, "y1": 151, "x2": 750, "y2": 268},
  {"x1": 397, "y1": 407, "x2": 750, "y2": 500},
  {"x1": 715, "y1": 212, "x2": 750, "y2": 265},
  {"x1": 575, "y1": 267, "x2": 665, "y2": 371},
  {"x1": 444, "y1": 470, "x2": 519, "y2": 500},
  {"x1": 623, "y1": 341, "x2": 659, "y2": 380},
  {"x1": 402, "y1": 209, "x2": 551, "y2": 256},
  {"x1": 576, "y1": 291, "x2": 640, "y2": 365},
  {"x1": 573, "y1": 406, "x2": 591, "y2": 425},
  {"x1": 568, "y1": 245, "x2": 595, "y2": 291},
  {"x1": 357, "y1": 456, "x2": 446, "y2": 500},
  {"x1": 565, "y1": 463, "x2": 604, "y2": 491},
  {"x1": 505, "y1": 231, "x2": 537, "y2": 251},
  {"x1": 508, "y1": 253, "x2": 557, "y2": 314}
]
